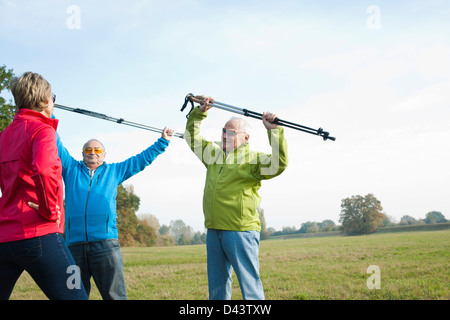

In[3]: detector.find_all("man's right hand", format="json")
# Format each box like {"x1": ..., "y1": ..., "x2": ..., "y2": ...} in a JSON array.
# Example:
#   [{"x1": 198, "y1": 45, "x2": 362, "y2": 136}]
[{"x1": 199, "y1": 96, "x2": 214, "y2": 113}]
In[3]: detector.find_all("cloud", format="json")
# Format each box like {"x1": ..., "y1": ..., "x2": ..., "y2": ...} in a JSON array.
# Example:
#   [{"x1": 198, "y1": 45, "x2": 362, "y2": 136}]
[
  {"x1": 413, "y1": 44, "x2": 450, "y2": 81},
  {"x1": 390, "y1": 81, "x2": 450, "y2": 113}
]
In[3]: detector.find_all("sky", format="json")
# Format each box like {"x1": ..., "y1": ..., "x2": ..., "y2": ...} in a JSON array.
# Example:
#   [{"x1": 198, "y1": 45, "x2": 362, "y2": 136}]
[{"x1": 1, "y1": 0, "x2": 449, "y2": 232}]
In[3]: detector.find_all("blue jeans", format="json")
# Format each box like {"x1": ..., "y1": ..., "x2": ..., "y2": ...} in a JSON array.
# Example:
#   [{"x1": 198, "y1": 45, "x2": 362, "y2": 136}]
[
  {"x1": 206, "y1": 229, "x2": 264, "y2": 300},
  {"x1": 0, "y1": 233, "x2": 88, "y2": 300},
  {"x1": 69, "y1": 239, "x2": 127, "y2": 300}
]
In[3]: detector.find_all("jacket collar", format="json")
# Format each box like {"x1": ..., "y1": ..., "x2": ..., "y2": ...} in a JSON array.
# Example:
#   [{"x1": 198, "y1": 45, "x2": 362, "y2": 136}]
[
  {"x1": 15, "y1": 108, "x2": 59, "y2": 131},
  {"x1": 80, "y1": 161, "x2": 107, "y2": 173},
  {"x1": 217, "y1": 141, "x2": 250, "y2": 160}
]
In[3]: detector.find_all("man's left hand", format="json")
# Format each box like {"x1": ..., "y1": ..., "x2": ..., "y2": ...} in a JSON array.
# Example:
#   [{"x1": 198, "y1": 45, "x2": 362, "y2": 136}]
[
  {"x1": 162, "y1": 127, "x2": 174, "y2": 141},
  {"x1": 262, "y1": 112, "x2": 279, "y2": 130}
]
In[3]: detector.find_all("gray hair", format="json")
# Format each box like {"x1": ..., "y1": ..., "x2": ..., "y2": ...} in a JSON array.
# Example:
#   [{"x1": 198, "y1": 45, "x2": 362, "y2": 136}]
[
  {"x1": 229, "y1": 117, "x2": 250, "y2": 133},
  {"x1": 83, "y1": 139, "x2": 106, "y2": 151}
]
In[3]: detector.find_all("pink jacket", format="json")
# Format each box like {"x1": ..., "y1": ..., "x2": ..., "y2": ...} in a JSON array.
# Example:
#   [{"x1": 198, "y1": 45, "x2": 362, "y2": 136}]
[{"x1": 0, "y1": 109, "x2": 64, "y2": 243}]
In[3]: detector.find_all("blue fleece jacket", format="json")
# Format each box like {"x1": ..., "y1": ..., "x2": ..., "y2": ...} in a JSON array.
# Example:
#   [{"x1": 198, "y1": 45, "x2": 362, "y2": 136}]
[{"x1": 57, "y1": 136, "x2": 169, "y2": 246}]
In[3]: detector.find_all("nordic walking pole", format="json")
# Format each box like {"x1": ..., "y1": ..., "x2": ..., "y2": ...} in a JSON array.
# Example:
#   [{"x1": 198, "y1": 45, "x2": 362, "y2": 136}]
[
  {"x1": 54, "y1": 104, "x2": 184, "y2": 138},
  {"x1": 180, "y1": 93, "x2": 336, "y2": 141}
]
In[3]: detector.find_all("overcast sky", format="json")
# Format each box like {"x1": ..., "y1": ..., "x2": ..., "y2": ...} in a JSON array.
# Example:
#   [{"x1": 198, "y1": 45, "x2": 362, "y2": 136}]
[{"x1": 1, "y1": 0, "x2": 449, "y2": 232}]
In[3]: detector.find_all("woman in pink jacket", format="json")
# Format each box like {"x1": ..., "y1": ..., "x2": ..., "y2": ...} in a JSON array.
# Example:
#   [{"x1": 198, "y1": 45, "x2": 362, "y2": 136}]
[{"x1": 0, "y1": 72, "x2": 87, "y2": 300}]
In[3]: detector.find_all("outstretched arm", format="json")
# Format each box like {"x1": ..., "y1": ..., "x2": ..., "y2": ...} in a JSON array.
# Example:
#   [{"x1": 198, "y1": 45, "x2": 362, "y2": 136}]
[{"x1": 115, "y1": 133, "x2": 171, "y2": 183}]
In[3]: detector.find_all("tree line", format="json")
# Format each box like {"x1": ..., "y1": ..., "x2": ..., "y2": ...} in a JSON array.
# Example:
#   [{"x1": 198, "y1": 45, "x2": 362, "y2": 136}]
[
  {"x1": 118, "y1": 188, "x2": 447, "y2": 246},
  {"x1": 272, "y1": 193, "x2": 447, "y2": 237},
  {"x1": 0, "y1": 65, "x2": 15, "y2": 130},
  {"x1": 117, "y1": 185, "x2": 274, "y2": 246},
  {"x1": 116, "y1": 184, "x2": 208, "y2": 246}
]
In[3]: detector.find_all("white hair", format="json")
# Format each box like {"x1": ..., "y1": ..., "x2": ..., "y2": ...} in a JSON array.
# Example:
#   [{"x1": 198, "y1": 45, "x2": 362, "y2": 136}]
[
  {"x1": 229, "y1": 117, "x2": 250, "y2": 134},
  {"x1": 83, "y1": 139, "x2": 106, "y2": 151}
]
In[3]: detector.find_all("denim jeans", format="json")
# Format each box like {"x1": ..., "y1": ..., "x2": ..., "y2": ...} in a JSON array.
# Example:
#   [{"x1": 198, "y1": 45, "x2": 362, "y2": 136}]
[
  {"x1": 206, "y1": 229, "x2": 264, "y2": 300},
  {"x1": 69, "y1": 239, "x2": 127, "y2": 300},
  {"x1": 0, "y1": 233, "x2": 88, "y2": 300}
]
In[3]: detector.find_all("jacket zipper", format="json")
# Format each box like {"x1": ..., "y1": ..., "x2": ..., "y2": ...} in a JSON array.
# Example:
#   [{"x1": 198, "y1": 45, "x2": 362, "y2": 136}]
[
  {"x1": 97, "y1": 174, "x2": 106, "y2": 233},
  {"x1": 211, "y1": 168, "x2": 220, "y2": 226},
  {"x1": 84, "y1": 174, "x2": 94, "y2": 242},
  {"x1": 211, "y1": 151, "x2": 225, "y2": 225}
]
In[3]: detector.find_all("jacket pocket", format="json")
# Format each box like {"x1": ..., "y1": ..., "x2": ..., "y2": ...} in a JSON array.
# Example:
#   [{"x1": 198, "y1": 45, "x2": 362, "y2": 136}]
[
  {"x1": 239, "y1": 190, "x2": 244, "y2": 219},
  {"x1": 86, "y1": 209, "x2": 109, "y2": 240},
  {"x1": 106, "y1": 214, "x2": 109, "y2": 234}
]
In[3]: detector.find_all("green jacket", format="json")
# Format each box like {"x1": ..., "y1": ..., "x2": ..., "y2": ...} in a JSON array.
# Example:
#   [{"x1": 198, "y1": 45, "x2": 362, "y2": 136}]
[{"x1": 185, "y1": 107, "x2": 288, "y2": 232}]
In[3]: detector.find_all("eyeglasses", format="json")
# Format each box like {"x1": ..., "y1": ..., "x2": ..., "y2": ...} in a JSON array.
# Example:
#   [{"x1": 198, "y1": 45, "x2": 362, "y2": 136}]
[
  {"x1": 83, "y1": 147, "x2": 104, "y2": 154},
  {"x1": 52, "y1": 94, "x2": 56, "y2": 103},
  {"x1": 222, "y1": 128, "x2": 245, "y2": 136}
]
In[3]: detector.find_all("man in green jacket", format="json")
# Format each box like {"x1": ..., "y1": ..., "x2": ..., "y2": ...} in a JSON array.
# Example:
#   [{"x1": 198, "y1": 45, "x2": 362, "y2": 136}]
[{"x1": 185, "y1": 97, "x2": 288, "y2": 300}]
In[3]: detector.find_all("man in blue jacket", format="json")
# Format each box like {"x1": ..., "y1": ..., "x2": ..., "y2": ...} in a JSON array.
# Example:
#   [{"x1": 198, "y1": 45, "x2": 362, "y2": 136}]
[{"x1": 56, "y1": 128, "x2": 173, "y2": 299}]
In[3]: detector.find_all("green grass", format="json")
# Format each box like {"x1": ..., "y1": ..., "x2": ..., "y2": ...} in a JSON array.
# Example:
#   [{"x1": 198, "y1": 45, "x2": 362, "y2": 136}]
[{"x1": 9, "y1": 230, "x2": 450, "y2": 300}]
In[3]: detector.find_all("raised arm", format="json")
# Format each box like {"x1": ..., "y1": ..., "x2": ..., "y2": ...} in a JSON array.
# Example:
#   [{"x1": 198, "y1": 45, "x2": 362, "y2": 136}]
[
  {"x1": 114, "y1": 134, "x2": 170, "y2": 183},
  {"x1": 252, "y1": 112, "x2": 288, "y2": 180},
  {"x1": 184, "y1": 102, "x2": 222, "y2": 168}
]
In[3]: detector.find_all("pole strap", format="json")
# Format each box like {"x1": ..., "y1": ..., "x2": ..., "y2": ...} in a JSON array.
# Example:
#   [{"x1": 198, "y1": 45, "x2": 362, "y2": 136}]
[{"x1": 180, "y1": 93, "x2": 195, "y2": 119}]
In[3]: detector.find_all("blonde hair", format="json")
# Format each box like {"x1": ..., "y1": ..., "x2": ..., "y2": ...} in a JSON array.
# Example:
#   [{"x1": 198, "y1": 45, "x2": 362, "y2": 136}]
[{"x1": 10, "y1": 72, "x2": 52, "y2": 112}]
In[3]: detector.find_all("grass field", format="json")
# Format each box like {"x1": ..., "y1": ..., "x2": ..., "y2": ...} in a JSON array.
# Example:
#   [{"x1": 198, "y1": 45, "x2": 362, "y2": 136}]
[{"x1": 9, "y1": 229, "x2": 450, "y2": 300}]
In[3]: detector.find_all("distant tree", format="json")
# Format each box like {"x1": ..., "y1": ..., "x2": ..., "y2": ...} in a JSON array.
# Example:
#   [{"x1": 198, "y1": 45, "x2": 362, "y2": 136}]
[
  {"x1": 116, "y1": 184, "x2": 157, "y2": 246},
  {"x1": 191, "y1": 231, "x2": 204, "y2": 245},
  {"x1": 399, "y1": 215, "x2": 420, "y2": 225},
  {"x1": 0, "y1": 65, "x2": 16, "y2": 131},
  {"x1": 156, "y1": 234, "x2": 175, "y2": 246},
  {"x1": 169, "y1": 219, "x2": 194, "y2": 245},
  {"x1": 200, "y1": 231, "x2": 207, "y2": 243},
  {"x1": 339, "y1": 193, "x2": 385, "y2": 235},
  {"x1": 159, "y1": 224, "x2": 170, "y2": 235},
  {"x1": 281, "y1": 226, "x2": 297, "y2": 234},
  {"x1": 267, "y1": 227, "x2": 276, "y2": 234},
  {"x1": 258, "y1": 206, "x2": 270, "y2": 240},
  {"x1": 116, "y1": 184, "x2": 140, "y2": 246},
  {"x1": 424, "y1": 211, "x2": 447, "y2": 224},
  {"x1": 381, "y1": 215, "x2": 396, "y2": 227},
  {"x1": 299, "y1": 221, "x2": 319, "y2": 233},
  {"x1": 139, "y1": 213, "x2": 161, "y2": 235},
  {"x1": 178, "y1": 233, "x2": 191, "y2": 245},
  {"x1": 134, "y1": 220, "x2": 156, "y2": 247},
  {"x1": 318, "y1": 220, "x2": 336, "y2": 232}
]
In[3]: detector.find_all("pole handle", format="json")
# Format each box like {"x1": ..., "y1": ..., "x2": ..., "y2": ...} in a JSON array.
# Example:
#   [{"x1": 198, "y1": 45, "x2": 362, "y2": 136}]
[{"x1": 189, "y1": 95, "x2": 205, "y2": 104}]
